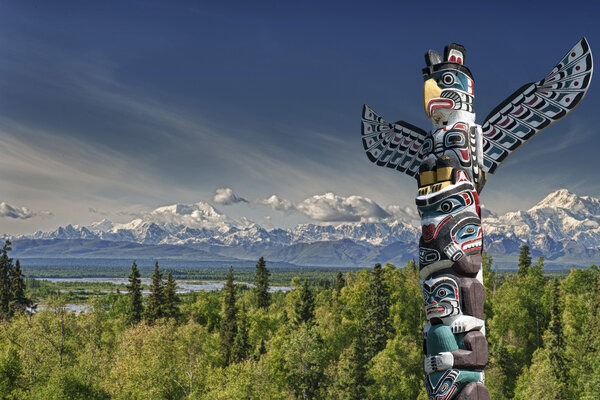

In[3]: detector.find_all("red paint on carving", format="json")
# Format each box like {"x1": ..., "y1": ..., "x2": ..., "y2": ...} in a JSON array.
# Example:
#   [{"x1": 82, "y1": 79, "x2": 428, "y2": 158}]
[
  {"x1": 450, "y1": 55, "x2": 456, "y2": 62},
  {"x1": 576, "y1": 65, "x2": 581, "y2": 71},
  {"x1": 422, "y1": 216, "x2": 451, "y2": 243},
  {"x1": 575, "y1": 81, "x2": 579, "y2": 86},
  {"x1": 571, "y1": 52, "x2": 576, "y2": 57},
  {"x1": 566, "y1": 98, "x2": 571, "y2": 102},
  {"x1": 428, "y1": 98, "x2": 454, "y2": 116},
  {"x1": 457, "y1": 57, "x2": 462, "y2": 64},
  {"x1": 526, "y1": 95, "x2": 538, "y2": 105},
  {"x1": 473, "y1": 191, "x2": 481, "y2": 216}
]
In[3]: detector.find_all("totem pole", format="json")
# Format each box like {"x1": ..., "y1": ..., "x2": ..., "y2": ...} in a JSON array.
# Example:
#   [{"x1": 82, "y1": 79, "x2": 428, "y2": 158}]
[{"x1": 361, "y1": 39, "x2": 592, "y2": 399}]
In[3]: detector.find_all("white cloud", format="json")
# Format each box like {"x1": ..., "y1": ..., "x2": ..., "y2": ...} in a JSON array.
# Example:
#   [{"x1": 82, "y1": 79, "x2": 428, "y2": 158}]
[
  {"x1": 296, "y1": 193, "x2": 390, "y2": 222},
  {"x1": 213, "y1": 188, "x2": 248, "y2": 205},
  {"x1": 259, "y1": 195, "x2": 297, "y2": 212},
  {"x1": 258, "y1": 192, "x2": 392, "y2": 222},
  {"x1": 0, "y1": 202, "x2": 52, "y2": 219},
  {"x1": 386, "y1": 204, "x2": 421, "y2": 227}
]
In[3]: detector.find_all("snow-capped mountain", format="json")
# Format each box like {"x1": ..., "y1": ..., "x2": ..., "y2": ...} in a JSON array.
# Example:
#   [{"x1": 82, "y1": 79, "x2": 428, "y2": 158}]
[
  {"x1": 484, "y1": 189, "x2": 600, "y2": 260},
  {"x1": 11, "y1": 189, "x2": 600, "y2": 267},
  {"x1": 24, "y1": 201, "x2": 419, "y2": 249}
]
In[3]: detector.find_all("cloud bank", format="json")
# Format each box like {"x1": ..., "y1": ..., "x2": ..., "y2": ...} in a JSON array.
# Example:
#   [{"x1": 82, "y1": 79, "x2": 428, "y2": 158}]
[
  {"x1": 213, "y1": 188, "x2": 248, "y2": 205},
  {"x1": 0, "y1": 202, "x2": 52, "y2": 219},
  {"x1": 259, "y1": 195, "x2": 296, "y2": 212},
  {"x1": 259, "y1": 192, "x2": 393, "y2": 223}
]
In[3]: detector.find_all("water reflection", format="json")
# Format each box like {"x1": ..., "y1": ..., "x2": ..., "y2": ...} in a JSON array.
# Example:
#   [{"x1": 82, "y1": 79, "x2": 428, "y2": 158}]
[{"x1": 39, "y1": 277, "x2": 292, "y2": 294}]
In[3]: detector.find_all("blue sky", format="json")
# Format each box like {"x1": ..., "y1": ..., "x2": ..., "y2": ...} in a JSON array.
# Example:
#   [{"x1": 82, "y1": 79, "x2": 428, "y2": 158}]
[{"x1": 0, "y1": 0, "x2": 598, "y2": 234}]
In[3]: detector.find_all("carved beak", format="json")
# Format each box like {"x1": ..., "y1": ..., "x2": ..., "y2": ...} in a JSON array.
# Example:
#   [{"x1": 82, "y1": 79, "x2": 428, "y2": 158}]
[{"x1": 424, "y1": 78, "x2": 442, "y2": 118}]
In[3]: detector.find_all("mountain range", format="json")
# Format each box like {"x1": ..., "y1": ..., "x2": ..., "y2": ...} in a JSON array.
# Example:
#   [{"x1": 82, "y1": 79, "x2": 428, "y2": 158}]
[{"x1": 7, "y1": 189, "x2": 600, "y2": 269}]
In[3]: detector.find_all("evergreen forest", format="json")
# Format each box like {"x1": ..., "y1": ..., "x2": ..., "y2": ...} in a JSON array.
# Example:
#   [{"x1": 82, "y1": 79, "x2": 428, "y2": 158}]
[{"x1": 0, "y1": 240, "x2": 599, "y2": 400}]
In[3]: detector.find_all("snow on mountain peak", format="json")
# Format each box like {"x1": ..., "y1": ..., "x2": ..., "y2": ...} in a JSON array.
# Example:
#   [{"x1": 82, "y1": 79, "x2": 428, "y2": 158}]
[
  {"x1": 88, "y1": 218, "x2": 114, "y2": 232},
  {"x1": 138, "y1": 201, "x2": 235, "y2": 230},
  {"x1": 530, "y1": 189, "x2": 600, "y2": 216}
]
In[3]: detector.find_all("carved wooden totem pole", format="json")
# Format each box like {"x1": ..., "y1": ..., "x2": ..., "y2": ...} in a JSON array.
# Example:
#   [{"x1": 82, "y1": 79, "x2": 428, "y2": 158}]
[{"x1": 361, "y1": 39, "x2": 592, "y2": 399}]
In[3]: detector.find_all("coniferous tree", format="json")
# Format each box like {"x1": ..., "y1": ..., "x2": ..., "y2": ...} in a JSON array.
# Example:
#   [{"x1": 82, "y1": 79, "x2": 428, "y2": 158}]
[
  {"x1": 232, "y1": 306, "x2": 250, "y2": 363},
  {"x1": 144, "y1": 261, "x2": 164, "y2": 323},
  {"x1": 547, "y1": 279, "x2": 567, "y2": 389},
  {"x1": 220, "y1": 266, "x2": 237, "y2": 365},
  {"x1": 254, "y1": 256, "x2": 270, "y2": 309},
  {"x1": 294, "y1": 280, "x2": 315, "y2": 326},
  {"x1": 0, "y1": 240, "x2": 14, "y2": 320},
  {"x1": 335, "y1": 271, "x2": 346, "y2": 293},
  {"x1": 330, "y1": 338, "x2": 367, "y2": 400},
  {"x1": 482, "y1": 252, "x2": 495, "y2": 322},
  {"x1": 126, "y1": 261, "x2": 143, "y2": 325},
  {"x1": 163, "y1": 272, "x2": 180, "y2": 320},
  {"x1": 518, "y1": 244, "x2": 532, "y2": 276},
  {"x1": 362, "y1": 263, "x2": 392, "y2": 360},
  {"x1": 9, "y1": 259, "x2": 29, "y2": 316},
  {"x1": 255, "y1": 338, "x2": 267, "y2": 360}
]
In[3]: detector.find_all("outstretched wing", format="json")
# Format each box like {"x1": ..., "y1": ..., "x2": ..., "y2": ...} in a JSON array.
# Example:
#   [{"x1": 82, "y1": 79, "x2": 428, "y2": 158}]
[
  {"x1": 481, "y1": 37, "x2": 593, "y2": 173},
  {"x1": 361, "y1": 104, "x2": 428, "y2": 178}
]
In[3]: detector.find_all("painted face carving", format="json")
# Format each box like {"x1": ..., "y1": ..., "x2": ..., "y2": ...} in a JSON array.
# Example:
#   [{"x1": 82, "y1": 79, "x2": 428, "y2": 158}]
[
  {"x1": 449, "y1": 217, "x2": 482, "y2": 256},
  {"x1": 421, "y1": 275, "x2": 460, "y2": 320},
  {"x1": 420, "y1": 125, "x2": 473, "y2": 173},
  {"x1": 417, "y1": 183, "x2": 481, "y2": 269}
]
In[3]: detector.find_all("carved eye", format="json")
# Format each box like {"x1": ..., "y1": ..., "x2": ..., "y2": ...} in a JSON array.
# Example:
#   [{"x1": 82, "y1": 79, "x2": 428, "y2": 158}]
[
  {"x1": 437, "y1": 288, "x2": 448, "y2": 298},
  {"x1": 440, "y1": 200, "x2": 454, "y2": 213},
  {"x1": 444, "y1": 132, "x2": 465, "y2": 148},
  {"x1": 441, "y1": 383, "x2": 449, "y2": 392},
  {"x1": 459, "y1": 226, "x2": 477, "y2": 239},
  {"x1": 441, "y1": 73, "x2": 455, "y2": 86}
]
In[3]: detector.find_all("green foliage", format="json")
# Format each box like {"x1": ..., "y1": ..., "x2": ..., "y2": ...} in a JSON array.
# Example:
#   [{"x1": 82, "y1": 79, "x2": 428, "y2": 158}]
[
  {"x1": 5, "y1": 254, "x2": 600, "y2": 399},
  {"x1": 232, "y1": 307, "x2": 250, "y2": 363},
  {"x1": 335, "y1": 271, "x2": 345, "y2": 293},
  {"x1": 126, "y1": 261, "x2": 143, "y2": 325},
  {"x1": 0, "y1": 346, "x2": 23, "y2": 398},
  {"x1": 294, "y1": 280, "x2": 315, "y2": 326},
  {"x1": 0, "y1": 240, "x2": 29, "y2": 320},
  {"x1": 0, "y1": 240, "x2": 13, "y2": 320},
  {"x1": 255, "y1": 257, "x2": 271, "y2": 309},
  {"x1": 482, "y1": 252, "x2": 495, "y2": 322},
  {"x1": 368, "y1": 334, "x2": 426, "y2": 399},
  {"x1": 361, "y1": 263, "x2": 392, "y2": 360},
  {"x1": 487, "y1": 255, "x2": 549, "y2": 398},
  {"x1": 518, "y1": 244, "x2": 532, "y2": 277},
  {"x1": 220, "y1": 266, "x2": 238, "y2": 366},
  {"x1": 144, "y1": 261, "x2": 165, "y2": 323},
  {"x1": 163, "y1": 272, "x2": 181, "y2": 320},
  {"x1": 268, "y1": 324, "x2": 327, "y2": 399},
  {"x1": 327, "y1": 338, "x2": 367, "y2": 400}
]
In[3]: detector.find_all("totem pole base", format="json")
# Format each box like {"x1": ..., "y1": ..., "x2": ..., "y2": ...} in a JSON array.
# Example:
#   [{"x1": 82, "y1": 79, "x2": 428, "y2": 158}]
[{"x1": 455, "y1": 383, "x2": 489, "y2": 400}]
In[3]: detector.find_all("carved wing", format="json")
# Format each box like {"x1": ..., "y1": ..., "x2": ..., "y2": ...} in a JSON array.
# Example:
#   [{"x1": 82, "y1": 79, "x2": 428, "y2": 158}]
[
  {"x1": 481, "y1": 38, "x2": 593, "y2": 173},
  {"x1": 361, "y1": 104, "x2": 428, "y2": 178}
]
